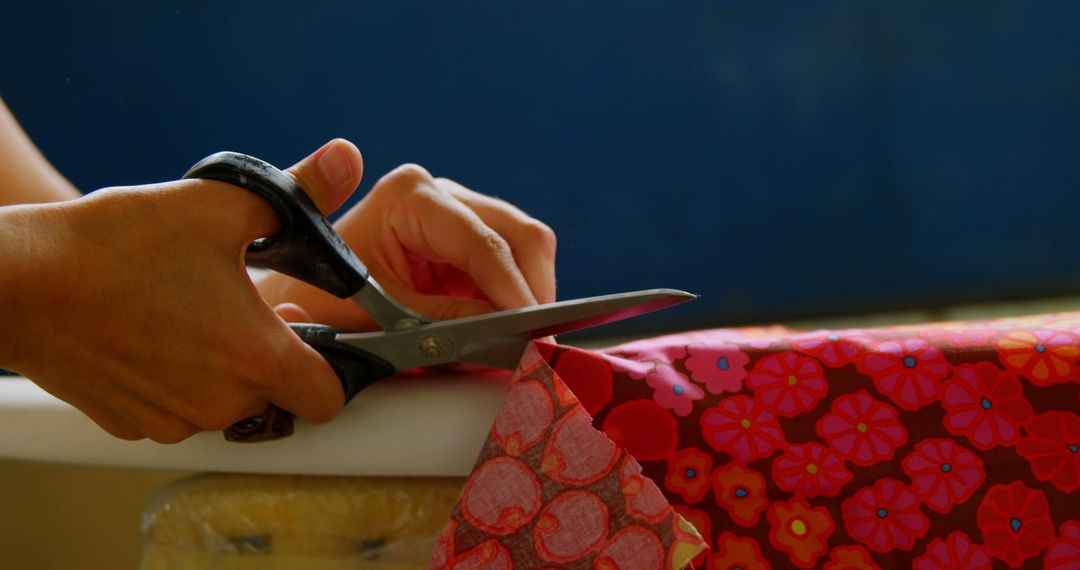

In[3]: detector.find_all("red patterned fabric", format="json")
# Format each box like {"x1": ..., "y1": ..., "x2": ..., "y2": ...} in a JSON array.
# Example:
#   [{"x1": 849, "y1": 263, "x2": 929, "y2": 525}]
[
  {"x1": 435, "y1": 313, "x2": 1080, "y2": 568},
  {"x1": 432, "y1": 344, "x2": 708, "y2": 569}
]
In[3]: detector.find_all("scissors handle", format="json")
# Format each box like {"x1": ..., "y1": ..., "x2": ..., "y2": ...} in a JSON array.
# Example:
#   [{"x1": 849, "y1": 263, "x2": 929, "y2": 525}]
[
  {"x1": 183, "y1": 152, "x2": 395, "y2": 441},
  {"x1": 183, "y1": 152, "x2": 369, "y2": 298},
  {"x1": 224, "y1": 324, "x2": 397, "y2": 442}
]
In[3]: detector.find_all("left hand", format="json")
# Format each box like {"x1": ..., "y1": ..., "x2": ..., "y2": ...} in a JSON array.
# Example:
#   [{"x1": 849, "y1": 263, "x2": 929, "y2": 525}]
[{"x1": 259, "y1": 155, "x2": 557, "y2": 330}]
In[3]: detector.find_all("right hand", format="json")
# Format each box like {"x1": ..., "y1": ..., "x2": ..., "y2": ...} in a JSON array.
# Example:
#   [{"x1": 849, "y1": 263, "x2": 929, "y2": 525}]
[{"x1": 0, "y1": 140, "x2": 364, "y2": 442}]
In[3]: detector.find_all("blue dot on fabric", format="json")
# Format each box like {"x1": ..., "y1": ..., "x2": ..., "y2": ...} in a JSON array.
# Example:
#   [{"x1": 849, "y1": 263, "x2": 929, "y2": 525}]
[
  {"x1": 903, "y1": 356, "x2": 917, "y2": 368},
  {"x1": 827, "y1": 334, "x2": 839, "y2": 341},
  {"x1": 685, "y1": 468, "x2": 696, "y2": 478},
  {"x1": 876, "y1": 508, "x2": 888, "y2": 518},
  {"x1": 673, "y1": 385, "x2": 684, "y2": 395},
  {"x1": 1036, "y1": 344, "x2": 1046, "y2": 353},
  {"x1": 981, "y1": 397, "x2": 993, "y2": 410},
  {"x1": 735, "y1": 487, "x2": 748, "y2": 498},
  {"x1": 1068, "y1": 444, "x2": 1079, "y2": 453},
  {"x1": 1011, "y1": 518, "x2": 1023, "y2": 532},
  {"x1": 941, "y1": 463, "x2": 953, "y2": 473},
  {"x1": 717, "y1": 357, "x2": 730, "y2": 371}
]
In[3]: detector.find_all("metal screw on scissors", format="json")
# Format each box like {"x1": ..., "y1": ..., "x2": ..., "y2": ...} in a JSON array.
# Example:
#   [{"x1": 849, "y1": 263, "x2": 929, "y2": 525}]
[{"x1": 183, "y1": 152, "x2": 696, "y2": 442}]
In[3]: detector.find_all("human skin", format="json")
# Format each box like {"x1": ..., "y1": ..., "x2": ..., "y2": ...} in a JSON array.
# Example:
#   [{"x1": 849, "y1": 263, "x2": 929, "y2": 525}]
[{"x1": 0, "y1": 99, "x2": 556, "y2": 443}]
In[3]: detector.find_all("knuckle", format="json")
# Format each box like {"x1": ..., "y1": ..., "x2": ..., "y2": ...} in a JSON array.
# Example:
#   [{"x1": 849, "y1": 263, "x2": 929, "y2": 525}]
[
  {"x1": 523, "y1": 221, "x2": 557, "y2": 255},
  {"x1": 479, "y1": 229, "x2": 512, "y2": 258},
  {"x1": 432, "y1": 176, "x2": 465, "y2": 194},
  {"x1": 381, "y1": 163, "x2": 434, "y2": 188}
]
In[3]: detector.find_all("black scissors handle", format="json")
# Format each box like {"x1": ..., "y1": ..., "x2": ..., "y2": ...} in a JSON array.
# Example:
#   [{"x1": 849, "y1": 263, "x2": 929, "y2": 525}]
[
  {"x1": 184, "y1": 152, "x2": 368, "y2": 298},
  {"x1": 183, "y1": 153, "x2": 396, "y2": 442},
  {"x1": 223, "y1": 324, "x2": 397, "y2": 442}
]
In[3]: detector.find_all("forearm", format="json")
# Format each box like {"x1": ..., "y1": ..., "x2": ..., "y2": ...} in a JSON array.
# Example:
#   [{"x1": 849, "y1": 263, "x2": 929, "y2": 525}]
[{"x1": 0, "y1": 98, "x2": 81, "y2": 205}]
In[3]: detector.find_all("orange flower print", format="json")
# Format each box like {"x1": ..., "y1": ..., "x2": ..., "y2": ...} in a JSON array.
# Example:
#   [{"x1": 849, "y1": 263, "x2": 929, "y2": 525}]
[
  {"x1": 768, "y1": 499, "x2": 835, "y2": 568},
  {"x1": 994, "y1": 330, "x2": 1080, "y2": 385},
  {"x1": 712, "y1": 461, "x2": 769, "y2": 526},
  {"x1": 822, "y1": 545, "x2": 881, "y2": 569},
  {"x1": 666, "y1": 448, "x2": 714, "y2": 503},
  {"x1": 706, "y1": 532, "x2": 772, "y2": 570}
]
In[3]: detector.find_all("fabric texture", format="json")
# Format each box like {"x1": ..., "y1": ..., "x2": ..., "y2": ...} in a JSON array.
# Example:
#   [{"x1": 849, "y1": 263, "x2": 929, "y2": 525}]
[
  {"x1": 434, "y1": 312, "x2": 1080, "y2": 569},
  {"x1": 431, "y1": 344, "x2": 707, "y2": 569}
]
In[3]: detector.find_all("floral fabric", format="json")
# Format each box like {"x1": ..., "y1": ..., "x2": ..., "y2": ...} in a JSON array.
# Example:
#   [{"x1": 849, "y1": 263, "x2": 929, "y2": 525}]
[
  {"x1": 435, "y1": 312, "x2": 1080, "y2": 568},
  {"x1": 431, "y1": 344, "x2": 707, "y2": 569}
]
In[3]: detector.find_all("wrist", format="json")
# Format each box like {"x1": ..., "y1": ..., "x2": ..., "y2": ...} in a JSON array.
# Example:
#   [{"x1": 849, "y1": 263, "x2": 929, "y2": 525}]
[{"x1": 0, "y1": 202, "x2": 78, "y2": 371}]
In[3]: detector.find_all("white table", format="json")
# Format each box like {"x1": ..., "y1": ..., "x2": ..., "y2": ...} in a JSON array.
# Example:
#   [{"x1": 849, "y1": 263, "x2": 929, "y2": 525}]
[{"x1": 0, "y1": 372, "x2": 509, "y2": 476}]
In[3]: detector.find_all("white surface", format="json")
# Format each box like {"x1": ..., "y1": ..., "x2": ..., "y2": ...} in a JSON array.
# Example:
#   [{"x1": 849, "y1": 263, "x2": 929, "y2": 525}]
[{"x1": 0, "y1": 372, "x2": 509, "y2": 476}]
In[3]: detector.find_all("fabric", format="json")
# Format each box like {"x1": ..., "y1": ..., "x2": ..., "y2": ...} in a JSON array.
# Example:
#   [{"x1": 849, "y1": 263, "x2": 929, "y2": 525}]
[
  {"x1": 431, "y1": 344, "x2": 707, "y2": 569},
  {"x1": 434, "y1": 312, "x2": 1080, "y2": 569}
]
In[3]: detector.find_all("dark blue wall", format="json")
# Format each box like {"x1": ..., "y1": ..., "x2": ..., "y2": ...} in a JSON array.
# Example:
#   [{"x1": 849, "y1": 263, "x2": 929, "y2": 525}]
[{"x1": 4, "y1": 2, "x2": 1079, "y2": 334}]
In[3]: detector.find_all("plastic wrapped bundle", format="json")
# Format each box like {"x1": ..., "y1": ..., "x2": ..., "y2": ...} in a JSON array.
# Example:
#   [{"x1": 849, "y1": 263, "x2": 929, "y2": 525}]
[{"x1": 140, "y1": 474, "x2": 465, "y2": 570}]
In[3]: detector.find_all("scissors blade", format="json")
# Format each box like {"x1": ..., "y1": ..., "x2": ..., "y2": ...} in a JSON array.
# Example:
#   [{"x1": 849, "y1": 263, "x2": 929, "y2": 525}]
[
  {"x1": 333, "y1": 289, "x2": 696, "y2": 371},
  {"x1": 451, "y1": 288, "x2": 698, "y2": 340}
]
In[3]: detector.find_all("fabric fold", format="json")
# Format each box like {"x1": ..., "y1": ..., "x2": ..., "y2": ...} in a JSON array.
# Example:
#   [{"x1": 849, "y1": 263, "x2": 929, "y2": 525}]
[{"x1": 431, "y1": 343, "x2": 707, "y2": 569}]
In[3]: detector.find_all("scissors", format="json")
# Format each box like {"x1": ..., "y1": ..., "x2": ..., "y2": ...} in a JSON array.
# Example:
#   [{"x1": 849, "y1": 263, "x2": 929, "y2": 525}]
[{"x1": 184, "y1": 152, "x2": 696, "y2": 442}]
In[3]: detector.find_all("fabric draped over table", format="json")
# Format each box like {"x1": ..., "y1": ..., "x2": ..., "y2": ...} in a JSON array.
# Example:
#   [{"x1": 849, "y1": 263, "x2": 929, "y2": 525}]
[{"x1": 433, "y1": 313, "x2": 1080, "y2": 569}]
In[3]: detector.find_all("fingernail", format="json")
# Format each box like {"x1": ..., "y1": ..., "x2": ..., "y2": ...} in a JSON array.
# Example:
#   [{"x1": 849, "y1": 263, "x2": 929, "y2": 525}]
[{"x1": 316, "y1": 141, "x2": 353, "y2": 186}]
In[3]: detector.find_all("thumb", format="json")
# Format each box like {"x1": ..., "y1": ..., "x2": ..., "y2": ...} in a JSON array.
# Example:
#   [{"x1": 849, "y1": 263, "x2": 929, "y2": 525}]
[{"x1": 285, "y1": 139, "x2": 364, "y2": 216}]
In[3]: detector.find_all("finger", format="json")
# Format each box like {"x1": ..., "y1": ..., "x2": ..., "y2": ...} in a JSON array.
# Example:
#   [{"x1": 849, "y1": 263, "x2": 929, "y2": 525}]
[
  {"x1": 436, "y1": 178, "x2": 557, "y2": 304},
  {"x1": 381, "y1": 283, "x2": 499, "y2": 321},
  {"x1": 273, "y1": 302, "x2": 313, "y2": 323},
  {"x1": 256, "y1": 271, "x2": 374, "y2": 331},
  {"x1": 285, "y1": 138, "x2": 364, "y2": 216},
  {"x1": 262, "y1": 335, "x2": 345, "y2": 425},
  {"x1": 393, "y1": 180, "x2": 538, "y2": 309}
]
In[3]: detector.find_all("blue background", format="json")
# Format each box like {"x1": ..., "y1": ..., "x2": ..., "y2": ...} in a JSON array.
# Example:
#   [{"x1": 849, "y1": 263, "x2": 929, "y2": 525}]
[{"x1": 3, "y1": 2, "x2": 1079, "y2": 335}]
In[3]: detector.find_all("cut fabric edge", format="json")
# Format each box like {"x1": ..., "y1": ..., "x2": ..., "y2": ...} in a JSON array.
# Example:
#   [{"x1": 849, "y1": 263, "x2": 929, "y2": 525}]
[{"x1": 431, "y1": 341, "x2": 708, "y2": 569}]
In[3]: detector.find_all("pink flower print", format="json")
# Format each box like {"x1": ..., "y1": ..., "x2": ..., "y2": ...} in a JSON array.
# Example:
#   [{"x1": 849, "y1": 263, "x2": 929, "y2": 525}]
[
  {"x1": 1016, "y1": 411, "x2": 1080, "y2": 493},
  {"x1": 816, "y1": 391, "x2": 907, "y2": 466},
  {"x1": 606, "y1": 336, "x2": 689, "y2": 362},
  {"x1": 747, "y1": 352, "x2": 828, "y2": 416},
  {"x1": 645, "y1": 364, "x2": 704, "y2": 417},
  {"x1": 901, "y1": 439, "x2": 985, "y2": 513},
  {"x1": 913, "y1": 531, "x2": 992, "y2": 569},
  {"x1": 701, "y1": 395, "x2": 786, "y2": 461},
  {"x1": 941, "y1": 362, "x2": 1033, "y2": 450},
  {"x1": 842, "y1": 478, "x2": 929, "y2": 553},
  {"x1": 603, "y1": 353, "x2": 655, "y2": 380},
  {"x1": 684, "y1": 342, "x2": 750, "y2": 395},
  {"x1": 856, "y1": 338, "x2": 951, "y2": 410},
  {"x1": 976, "y1": 481, "x2": 1055, "y2": 568},
  {"x1": 790, "y1": 330, "x2": 871, "y2": 367},
  {"x1": 919, "y1": 324, "x2": 997, "y2": 349},
  {"x1": 771, "y1": 443, "x2": 853, "y2": 498},
  {"x1": 1045, "y1": 520, "x2": 1080, "y2": 569}
]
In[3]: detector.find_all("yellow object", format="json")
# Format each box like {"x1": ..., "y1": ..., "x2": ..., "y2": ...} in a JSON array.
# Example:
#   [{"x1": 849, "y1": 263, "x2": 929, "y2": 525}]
[{"x1": 140, "y1": 474, "x2": 465, "y2": 570}]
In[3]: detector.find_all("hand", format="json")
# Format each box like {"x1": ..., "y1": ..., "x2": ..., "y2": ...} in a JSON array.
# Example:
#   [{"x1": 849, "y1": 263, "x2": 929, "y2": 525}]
[
  {"x1": 257, "y1": 162, "x2": 557, "y2": 331},
  {"x1": 0, "y1": 140, "x2": 366, "y2": 442}
]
